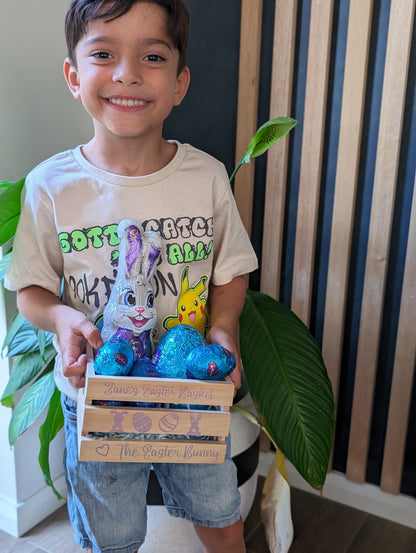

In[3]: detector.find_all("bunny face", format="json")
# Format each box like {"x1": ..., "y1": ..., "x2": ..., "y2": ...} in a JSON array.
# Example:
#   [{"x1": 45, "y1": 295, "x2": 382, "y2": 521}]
[{"x1": 112, "y1": 276, "x2": 157, "y2": 335}]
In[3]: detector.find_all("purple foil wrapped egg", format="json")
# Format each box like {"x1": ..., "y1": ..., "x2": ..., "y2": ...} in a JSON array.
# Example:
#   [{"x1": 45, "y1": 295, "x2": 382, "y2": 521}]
[
  {"x1": 152, "y1": 325, "x2": 206, "y2": 379},
  {"x1": 184, "y1": 344, "x2": 236, "y2": 380},
  {"x1": 94, "y1": 338, "x2": 134, "y2": 376}
]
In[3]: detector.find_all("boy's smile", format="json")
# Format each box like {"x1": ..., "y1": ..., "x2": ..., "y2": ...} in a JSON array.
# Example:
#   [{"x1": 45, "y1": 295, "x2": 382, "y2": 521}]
[
  {"x1": 107, "y1": 97, "x2": 147, "y2": 109},
  {"x1": 64, "y1": 2, "x2": 190, "y2": 173}
]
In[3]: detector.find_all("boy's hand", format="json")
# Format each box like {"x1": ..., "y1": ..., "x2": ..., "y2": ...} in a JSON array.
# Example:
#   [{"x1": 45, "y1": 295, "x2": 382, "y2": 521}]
[
  {"x1": 208, "y1": 275, "x2": 247, "y2": 393},
  {"x1": 57, "y1": 313, "x2": 104, "y2": 388},
  {"x1": 208, "y1": 325, "x2": 242, "y2": 391},
  {"x1": 16, "y1": 286, "x2": 104, "y2": 389}
]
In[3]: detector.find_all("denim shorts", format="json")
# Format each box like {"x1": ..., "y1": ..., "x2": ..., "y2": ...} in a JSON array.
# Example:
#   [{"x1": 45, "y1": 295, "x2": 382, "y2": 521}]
[{"x1": 61, "y1": 394, "x2": 241, "y2": 553}]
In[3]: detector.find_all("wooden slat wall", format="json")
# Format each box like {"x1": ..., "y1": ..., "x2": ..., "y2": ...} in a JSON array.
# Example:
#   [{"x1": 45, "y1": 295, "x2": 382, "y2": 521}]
[
  {"x1": 380, "y1": 175, "x2": 416, "y2": 494},
  {"x1": 233, "y1": 0, "x2": 263, "y2": 236},
  {"x1": 260, "y1": 0, "x2": 298, "y2": 298},
  {"x1": 235, "y1": 0, "x2": 416, "y2": 496},
  {"x1": 322, "y1": 0, "x2": 373, "y2": 426},
  {"x1": 345, "y1": 0, "x2": 415, "y2": 483},
  {"x1": 290, "y1": 0, "x2": 334, "y2": 326}
]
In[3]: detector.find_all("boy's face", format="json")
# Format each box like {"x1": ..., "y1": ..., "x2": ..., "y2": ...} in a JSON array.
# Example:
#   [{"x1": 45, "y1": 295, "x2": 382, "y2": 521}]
[{"x1": 64, "y1": 2, "x2": 190, "y2": 143}]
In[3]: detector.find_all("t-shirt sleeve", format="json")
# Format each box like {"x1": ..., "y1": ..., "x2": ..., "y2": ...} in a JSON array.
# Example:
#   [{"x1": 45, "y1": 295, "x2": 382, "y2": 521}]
[
  {"x1": 210, "y1": 167, "x2": 258, "y2": 285},
  {"x1": 5, "y1": 173, "x2": 63, "y2": 296}
]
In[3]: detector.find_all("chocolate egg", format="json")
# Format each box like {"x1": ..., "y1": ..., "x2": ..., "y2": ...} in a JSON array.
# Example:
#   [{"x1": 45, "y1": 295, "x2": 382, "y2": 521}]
[
  {"x1": 149, "y1": 325, "x2": 205, "y2": 379},
  {"x1": 94, "y1": 338, "x2": 134, "y2": 376},
  {"x1": 129, "y1": 358, "x2": 156, "y2": 377},
  {"x1": 184, "y1": 344, "x2": 236, "y2": 380}
]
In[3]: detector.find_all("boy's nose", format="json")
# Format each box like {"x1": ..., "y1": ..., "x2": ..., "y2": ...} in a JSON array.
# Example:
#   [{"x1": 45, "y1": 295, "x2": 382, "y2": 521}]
[{"x1": 113, "y1": 59, "x2": 143, "y2": 86}]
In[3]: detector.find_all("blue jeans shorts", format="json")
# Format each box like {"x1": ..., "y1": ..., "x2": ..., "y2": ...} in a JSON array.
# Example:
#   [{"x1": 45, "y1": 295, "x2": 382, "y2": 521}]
[{"x1": 61, "y1": 394, "x2": 241, "y2": 553}]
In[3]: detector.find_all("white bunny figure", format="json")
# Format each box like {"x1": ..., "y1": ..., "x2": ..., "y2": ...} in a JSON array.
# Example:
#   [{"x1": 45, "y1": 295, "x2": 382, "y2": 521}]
[{"x1": 100, "y1": 219, "x2": 162, "y2": 364}]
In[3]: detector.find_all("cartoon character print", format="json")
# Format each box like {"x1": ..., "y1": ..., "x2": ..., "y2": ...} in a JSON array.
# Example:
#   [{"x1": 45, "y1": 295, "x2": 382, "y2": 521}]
[
  {"x1": 163, "y1": 266, "x2": 208, "y2": 336},
  {"x1": 101, "y1": 219, "x2": 162, "y2": 361}
]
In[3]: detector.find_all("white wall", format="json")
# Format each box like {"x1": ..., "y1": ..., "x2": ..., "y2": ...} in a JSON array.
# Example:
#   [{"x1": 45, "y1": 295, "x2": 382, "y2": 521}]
[
  {"x1": 0, "y1": 0, "x2": 92, "y2": 181},
  {"x1": 0, "y1": 0, "x2": 92, "y2": 537}
]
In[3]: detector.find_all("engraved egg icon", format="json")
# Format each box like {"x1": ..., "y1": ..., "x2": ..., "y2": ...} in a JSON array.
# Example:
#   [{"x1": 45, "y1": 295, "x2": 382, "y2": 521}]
[
  {"x1": 133, "y1": 412, "x2": 152, "y2": 433},
  {"x1": 159, "y1": 412, "x2": 179, "y2": 433}
]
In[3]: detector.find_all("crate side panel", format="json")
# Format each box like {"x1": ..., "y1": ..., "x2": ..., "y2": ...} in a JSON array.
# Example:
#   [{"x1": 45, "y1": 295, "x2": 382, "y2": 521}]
[
  {"x1": 84, "y1": 376, "x2": 235, "y2": 406},
  {"x1": 81, "y1": 406, "x2": 231, "y2": 437},
  {"x1": 79, "y1": 438, "x2": 227, "y2": 464}
]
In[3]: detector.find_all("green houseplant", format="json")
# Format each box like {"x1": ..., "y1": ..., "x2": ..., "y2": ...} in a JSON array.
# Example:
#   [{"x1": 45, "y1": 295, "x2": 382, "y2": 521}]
[{"x1": 0, "y1": 117, "x2": 335, "y2": 500}]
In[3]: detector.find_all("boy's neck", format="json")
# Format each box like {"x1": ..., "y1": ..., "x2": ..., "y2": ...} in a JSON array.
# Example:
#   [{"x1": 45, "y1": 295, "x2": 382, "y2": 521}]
[{"x1": 81, "y1": 135, "x2": 177, "y2": 177}]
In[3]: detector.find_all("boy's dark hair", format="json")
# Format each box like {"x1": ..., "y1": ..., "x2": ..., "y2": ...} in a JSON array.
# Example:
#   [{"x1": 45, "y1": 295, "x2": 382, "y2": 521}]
[{"x1": 65, "y1": 0, "x2": 189, "y2": 73}]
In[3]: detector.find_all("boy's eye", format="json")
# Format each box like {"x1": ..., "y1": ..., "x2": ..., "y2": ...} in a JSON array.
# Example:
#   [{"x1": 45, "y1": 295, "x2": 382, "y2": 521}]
[
  {"x1": 92, "y1": 51, "x2": 111, "y2": 59},
  {"x1": 145, "y1": 54, "x2": 164, "y2": 62}
]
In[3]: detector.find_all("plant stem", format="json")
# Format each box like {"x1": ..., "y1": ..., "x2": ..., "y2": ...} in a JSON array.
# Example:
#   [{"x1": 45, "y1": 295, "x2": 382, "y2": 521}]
[{"x1": 229, "y1": 155, "x2": 247, "y2": 184}]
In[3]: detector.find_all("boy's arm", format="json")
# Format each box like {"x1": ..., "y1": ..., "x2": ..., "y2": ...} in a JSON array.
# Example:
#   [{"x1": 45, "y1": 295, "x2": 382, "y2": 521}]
[
  {"x1": 17, "y1": 285, "x2": 104, "y2": 388},
  {"x1": 208, "y1": 274, "x2": 247, "y2": 390}
]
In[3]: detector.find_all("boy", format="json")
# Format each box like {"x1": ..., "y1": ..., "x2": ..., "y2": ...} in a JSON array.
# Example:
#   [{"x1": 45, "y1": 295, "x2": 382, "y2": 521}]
[{"x1": 5, "y1": 1, "x2": 258, "y2": 552}]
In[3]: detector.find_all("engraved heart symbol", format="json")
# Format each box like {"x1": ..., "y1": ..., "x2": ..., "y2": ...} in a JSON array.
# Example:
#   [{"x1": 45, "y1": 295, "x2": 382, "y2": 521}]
[{"x1": 96, "y1": 444, "x2": 110, "y2": 457}]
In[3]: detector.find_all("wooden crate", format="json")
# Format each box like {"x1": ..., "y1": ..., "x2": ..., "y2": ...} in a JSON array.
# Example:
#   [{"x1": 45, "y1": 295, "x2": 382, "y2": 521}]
[{"x1": 77, "y1": 359, "x2": 235, "y2": 464}]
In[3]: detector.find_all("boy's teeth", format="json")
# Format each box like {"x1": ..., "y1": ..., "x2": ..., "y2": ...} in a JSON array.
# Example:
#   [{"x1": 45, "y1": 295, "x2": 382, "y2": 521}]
[{"x1": 109, "y1": 98, "x2": 145, "y2": 106}]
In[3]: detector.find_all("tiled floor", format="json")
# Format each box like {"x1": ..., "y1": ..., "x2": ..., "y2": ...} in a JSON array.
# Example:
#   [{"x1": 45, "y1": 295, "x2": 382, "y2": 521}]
[{"x1": 2, "y1": 476, "x2": 416, "y2": 552}]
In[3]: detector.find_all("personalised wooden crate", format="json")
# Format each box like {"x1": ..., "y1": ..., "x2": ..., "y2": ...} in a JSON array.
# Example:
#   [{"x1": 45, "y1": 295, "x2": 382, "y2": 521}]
[{"x1": 77, "y1": 361, "x2": 235, "y2": 464}]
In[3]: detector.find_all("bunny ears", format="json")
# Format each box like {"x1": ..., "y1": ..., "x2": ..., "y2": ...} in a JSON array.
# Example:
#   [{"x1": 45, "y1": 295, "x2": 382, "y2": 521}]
[{"x1": 119, "y1": 219, "x2": 162, "y2": 281}]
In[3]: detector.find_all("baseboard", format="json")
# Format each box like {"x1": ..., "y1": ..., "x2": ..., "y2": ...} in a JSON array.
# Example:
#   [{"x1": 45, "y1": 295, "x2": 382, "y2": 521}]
[
  {"x1": 0, "y1": 474, "x2": 67, "y2": 538},
  {"x1": 259, "y1": 451, "x2": 416, "y2": 530}
]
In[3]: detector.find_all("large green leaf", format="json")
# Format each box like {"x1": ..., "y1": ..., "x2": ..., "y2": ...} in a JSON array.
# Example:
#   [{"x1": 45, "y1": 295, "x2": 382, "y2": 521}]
[
  {"x1": 33, "y1": 326, "x2": 48, "y2": 359},
  {"x1": 239, "y1": 290, "x2": 335, "y2": 489},
  {"x1": 5, "y1": 318, "x2": 54, "y2": 357},
  {"x1": 0, "y1": 251, "x2": 11, "y2": 281},
  {"x1": 0, "y1": 178, "x2": 25, "y2": 246},
  {"x1": 39, "y1": 385, "x2": 64, "y2": 501},
  {"x1": 2, "y1": 310, "x2": 27, "y2": 353},
  {"x1": 0, "y1": 181, "x2": 17, "y2": 189},
  {"x1": 8, "y1": 370, "x2": 56, "y2": 445},
  {"x1": 1, "y1": 346, "x2": 57, "y2": 407}
]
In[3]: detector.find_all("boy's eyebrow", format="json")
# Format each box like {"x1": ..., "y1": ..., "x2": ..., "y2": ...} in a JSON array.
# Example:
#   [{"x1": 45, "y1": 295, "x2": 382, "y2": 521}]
[
  {"x1": 144, "y1": 38, "x2": 173, "y2": 50},
  {"x1": 84, "y1": 35, "x2": 173, "y2": 50},
  {"x1": 84, "y1": 35, "x2": 113, "y2": 46}
]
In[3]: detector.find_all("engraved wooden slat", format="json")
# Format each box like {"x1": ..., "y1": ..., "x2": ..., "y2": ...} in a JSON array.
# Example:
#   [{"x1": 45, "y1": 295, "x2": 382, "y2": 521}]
[
  {"x1": 84, "y1": 375, "x2": 235, "y2": 407},
  {"x1": 81, "y1": 405, "x2": 231, "y2": 437},
  {"x1": 290, "y1": 0, "x2": 334, "y2": 325},
  {"x1": 79, "y1": 438, "x2": 227, "y2": 464},
  {"x1": 380, "y1": 174, "x2": 416, "y2": 494},
  {"x1": 346, "y1": 0, "x2": 415, "y2": 483},
  {"x1": 260, "y1": 0, "x2": 298, "y2": 299},
  {"x1": 322, "y1": 0, "x2": 373, "y2": 417},
  {"x1": 233, "y1": 0, "x2": 263, "y2": 236}
]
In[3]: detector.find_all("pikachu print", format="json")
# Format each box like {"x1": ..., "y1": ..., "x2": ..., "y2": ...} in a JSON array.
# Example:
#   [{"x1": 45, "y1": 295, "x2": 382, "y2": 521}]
[{"x1": 163, "y1": 266, "x2": 208, "y2": 336}]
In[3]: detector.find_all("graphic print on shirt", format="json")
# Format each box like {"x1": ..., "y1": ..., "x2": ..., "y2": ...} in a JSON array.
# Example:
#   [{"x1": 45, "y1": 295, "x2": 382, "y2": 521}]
[
  {"x1": 163, "y1": 266, "x2": 208, "y2": 336},
  {"x1": 58, "y1": 216, "x2": 213, "y2": 327}
]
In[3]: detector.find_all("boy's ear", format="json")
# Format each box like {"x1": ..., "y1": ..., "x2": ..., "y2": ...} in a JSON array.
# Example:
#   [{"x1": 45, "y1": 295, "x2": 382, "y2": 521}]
[
  {"x1": 63, "y1": 58, "x2": 81, "y2": 99},
  {"x1": 174, "y1": 66, "x2": 190, "y2": 106}
]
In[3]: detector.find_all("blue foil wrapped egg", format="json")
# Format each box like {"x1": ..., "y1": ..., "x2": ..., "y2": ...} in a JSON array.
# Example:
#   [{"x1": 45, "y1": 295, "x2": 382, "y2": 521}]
[
  {"x1": 94, "y1": 338, "x2": 134, "y2": 376},
  {"x1": 147, "y1": 324, "x2": 206, "y2": 379},
  {"x1": 185, "y1": 344, "x2": 236, "y2": 380},
  {"x1": 129, "y1": 358, "x2": 158, "y2": 378}
]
